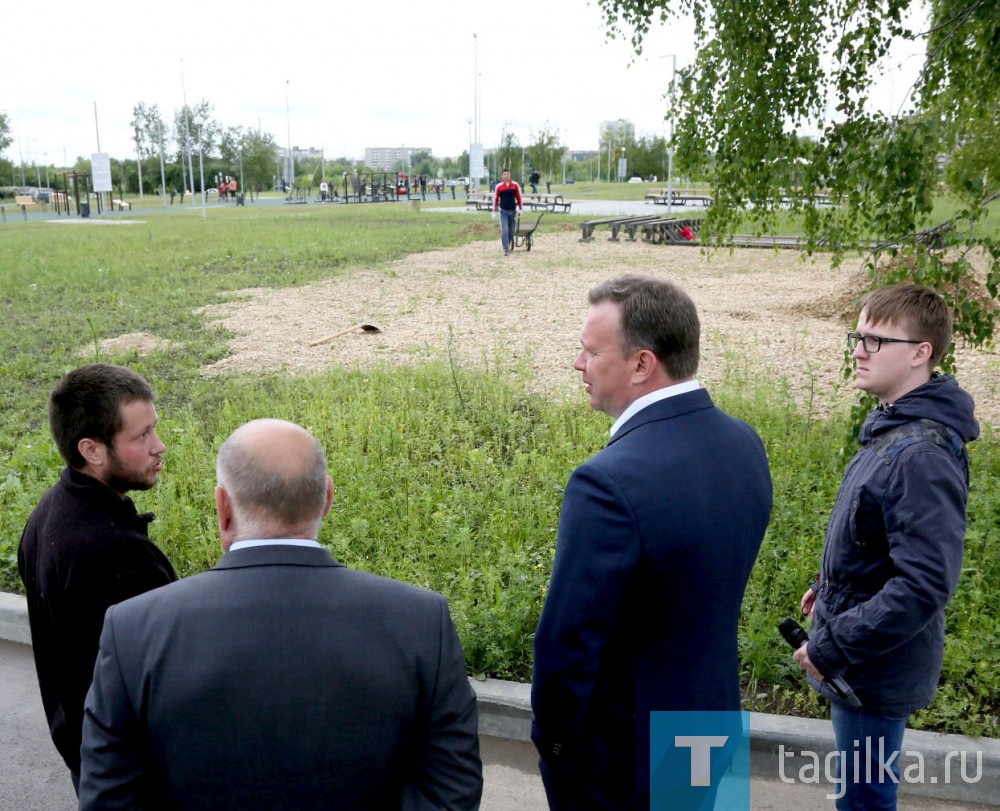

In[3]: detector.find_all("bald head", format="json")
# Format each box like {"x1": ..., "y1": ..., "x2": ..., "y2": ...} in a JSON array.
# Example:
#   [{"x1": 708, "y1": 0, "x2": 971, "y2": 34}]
[{"x1": 216, "y1": 419, "x2": 333, "y2": 547}]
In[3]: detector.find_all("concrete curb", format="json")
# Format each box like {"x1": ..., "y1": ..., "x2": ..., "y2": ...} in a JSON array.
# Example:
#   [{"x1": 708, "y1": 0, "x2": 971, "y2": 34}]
[
  {"x1": 0, "y1": 592, "x2": 31, "y2": 645},
  {"x1": 469, "y1": 671, "x2": 1000, "y2": 806},
  {"x1": 5, "y1": 591, "x2": 996, "y2": 805}
]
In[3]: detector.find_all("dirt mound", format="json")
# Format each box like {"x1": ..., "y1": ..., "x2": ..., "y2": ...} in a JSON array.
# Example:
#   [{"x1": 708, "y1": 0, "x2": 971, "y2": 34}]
[{"x1": 78, "y1": 332, "x2": 174, "y2": 359}]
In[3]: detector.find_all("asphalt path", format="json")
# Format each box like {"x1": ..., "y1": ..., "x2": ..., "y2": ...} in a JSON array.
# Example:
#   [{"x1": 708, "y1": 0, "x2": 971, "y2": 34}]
[{"x1": 4, "y1": 638, "x2": 991, "y2": 811}]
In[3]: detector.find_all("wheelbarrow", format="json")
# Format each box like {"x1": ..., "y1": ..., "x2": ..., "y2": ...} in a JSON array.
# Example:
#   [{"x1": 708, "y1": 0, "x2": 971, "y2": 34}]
[{"x1": 512, "y1": 212, "x2": 545, "y2": 251}]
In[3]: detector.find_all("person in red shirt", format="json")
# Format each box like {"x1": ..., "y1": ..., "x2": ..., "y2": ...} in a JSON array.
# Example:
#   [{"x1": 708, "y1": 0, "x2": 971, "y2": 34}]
[{"x1": 492, "y1": 168, "x2": 523, "y2": 256}]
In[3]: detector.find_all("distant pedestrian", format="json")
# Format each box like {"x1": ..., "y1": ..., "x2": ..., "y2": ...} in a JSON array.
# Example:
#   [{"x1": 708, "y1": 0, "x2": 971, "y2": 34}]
[
  {"x1": 492, "y1": 167, "x2": 523, "y2": 256},
  {"x1": 530, "y1": 169, "x2": 540, "y2": 194}
]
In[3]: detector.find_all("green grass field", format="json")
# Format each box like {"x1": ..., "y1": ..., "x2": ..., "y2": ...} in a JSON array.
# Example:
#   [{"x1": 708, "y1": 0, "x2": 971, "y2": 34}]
[{"x1": 1, "y1": 202, "x2": 996, "y2": 735}]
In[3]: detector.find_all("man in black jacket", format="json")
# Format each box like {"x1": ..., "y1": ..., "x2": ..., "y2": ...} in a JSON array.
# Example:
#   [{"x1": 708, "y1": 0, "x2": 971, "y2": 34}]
[{"x1": 18, "y1": 363, "x2": 177, "y2": 794}]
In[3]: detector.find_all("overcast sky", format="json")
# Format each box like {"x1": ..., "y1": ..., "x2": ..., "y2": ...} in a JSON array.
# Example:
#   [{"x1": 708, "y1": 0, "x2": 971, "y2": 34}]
[{"x1": 5, "y1": 0, "x2": 925, "y2": 168}]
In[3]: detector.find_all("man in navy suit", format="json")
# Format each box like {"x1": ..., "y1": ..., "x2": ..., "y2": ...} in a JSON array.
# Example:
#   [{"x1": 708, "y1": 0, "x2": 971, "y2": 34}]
[
  {"x1": 80, "y1": 418, "x2": 482, "y2": 810},
  {"x1": 532, "y1": 274, "x2": 773, "y2": 810}
]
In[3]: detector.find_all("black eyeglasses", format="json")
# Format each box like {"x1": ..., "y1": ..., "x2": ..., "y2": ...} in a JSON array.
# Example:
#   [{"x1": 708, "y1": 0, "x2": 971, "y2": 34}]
[{"x1": 847, "y1": 333, "x2": 923, "y2": 353}]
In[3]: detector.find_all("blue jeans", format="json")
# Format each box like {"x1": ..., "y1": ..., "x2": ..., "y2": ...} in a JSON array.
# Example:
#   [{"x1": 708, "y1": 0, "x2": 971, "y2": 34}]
[
  {"x1": 499, "y1": 208, "x2": 517, "y2": 252},
  {"x1": 831, "y1": 702, "x2": 908, "y2": 810}
]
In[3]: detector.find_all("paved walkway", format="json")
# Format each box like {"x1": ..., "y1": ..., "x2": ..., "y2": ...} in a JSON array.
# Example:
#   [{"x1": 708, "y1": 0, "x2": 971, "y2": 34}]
[{"x1": 2, "y1": 636, "x2": 993, "y2": 810}]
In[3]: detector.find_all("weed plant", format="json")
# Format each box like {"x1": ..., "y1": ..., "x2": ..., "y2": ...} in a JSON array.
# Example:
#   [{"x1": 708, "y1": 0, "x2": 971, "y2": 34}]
[{"x1": 0, "y1": 205, "x2": 995, "y2": 735}]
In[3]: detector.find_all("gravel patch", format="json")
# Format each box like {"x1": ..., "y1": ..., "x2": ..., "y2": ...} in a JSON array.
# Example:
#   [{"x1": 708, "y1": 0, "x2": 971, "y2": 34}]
[{"x1": 193, "y1": 230, "x2": 998, "y2": 425}]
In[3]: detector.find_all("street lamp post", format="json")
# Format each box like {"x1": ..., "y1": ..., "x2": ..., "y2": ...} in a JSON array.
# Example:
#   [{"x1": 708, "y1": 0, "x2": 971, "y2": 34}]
[
  {"x1": 285, "y1": 80, "x2": 294, "y2": 189},
  {"x1": 181, "y1": 59, "x2": 196, "y2": 204},
  {"x1": 472, "y1": 34, "x2": 478, "y2": 145},
  {"x1": 472, "y1": 33, "x2": 479, "y2": 190},
  {"x1": 198, "y1": 126, "x2": 207, "y2": 218},
  {"x1": 660, "y1": 54, "x2": 678, "y2": 213},
  {"x1": 158, "y1": 122, "x2": 167, "y2": 207}
]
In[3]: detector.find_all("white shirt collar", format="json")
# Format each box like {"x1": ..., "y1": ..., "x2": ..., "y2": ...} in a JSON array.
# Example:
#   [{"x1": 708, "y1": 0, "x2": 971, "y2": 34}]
[
  {"x1": 229, "y1": 539, "x2": 322, "y2": 551},
  {"x1": 610, "y1": 379, "x2": 702, "y2": 437}
]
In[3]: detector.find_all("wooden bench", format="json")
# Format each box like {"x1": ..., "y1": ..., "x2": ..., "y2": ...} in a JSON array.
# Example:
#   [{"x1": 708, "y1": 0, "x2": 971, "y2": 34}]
[
  {"x1": 112, "y1": 198, "x2": 131, "y2": 211},
  {"x1": 610, "y1": 215, "x2": 663, "y2": 241},
  {"x1": 14, "y1": 195, "x2": 38, "y2": 219},
  {"x1": 776, "y1": 190, "x2": 842, "y2": 207},
  {"x1": 524, "y1": 194, "x2": 571, "y2": 213},
  {"x1": 644, "y1": 218, "x2": 702, "y2": 244},
  {"x1": 524, "y1": 193, "x2": 563, "y2": 204},
  {"x1": 466, "y1": 193, "x2": 493, "y2": 211},
  {"x1": 647, "y1": 190, "x2": 713, "y2": 207},
  {"x1": 581, "y1": 215, "x2": 661, "y2": 242}
]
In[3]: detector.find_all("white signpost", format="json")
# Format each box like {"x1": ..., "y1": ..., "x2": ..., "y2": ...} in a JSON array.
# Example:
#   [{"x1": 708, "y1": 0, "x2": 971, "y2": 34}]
[
  {"x1": 91, "y1": 153, "x2": 112, "y2": 192},
  {"x1": 470, "y1": 143, "x2": 485, "y2": 180}
]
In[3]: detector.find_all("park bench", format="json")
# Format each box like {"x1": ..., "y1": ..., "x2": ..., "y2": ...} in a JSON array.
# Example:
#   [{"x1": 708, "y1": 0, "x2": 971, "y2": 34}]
[
  {"x1": 1, "y1": 195, "x2": 40, "y2": 221},
  {"x1": 644, "y1": 218, "x2": 702, "y2": 244},
  {"x1": 466, "y1": 193, "x2": 493, "y2": 211},
  {"x1": 522, "y1": 193, "x2": 572, "y2": 213},
  {"x1": 13, "y1": 195, "x2": 38, "y2": 219},
  {"x1": 580, "y1": 215, "x2": 662, "y2": 242},
  {"x1": 580, "y1": 215, "x2": 632, "y2": 242},
  {"x1": 111, "y1": 198, "x2": 131, "y2": 211},
  {"x1": 646, "y1": 189, "x2": 713, "y2": 207},
  {"x1": 524, "y1": 193, "x2": 563, "y2": 204},
  {"x1": 776, "y1": 189, "x2": 842, "y2": 207},
  {"x1": 610, "y1": 215, "x2": 663, "y2": 241}
]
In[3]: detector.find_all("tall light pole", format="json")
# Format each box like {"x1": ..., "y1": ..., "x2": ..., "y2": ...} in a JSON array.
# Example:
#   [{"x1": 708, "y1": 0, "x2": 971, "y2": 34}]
[
  {"x1": 471, "y1": 33, "x2": 478, "y2": 189},
  {"x1": 286, "y1": 80, "x2": 294, "y2": 188},
  {"x1": 93, "y1": 103, "x2": 102, "y2": 206},
  {"x1": 181, "y1": 59, "x2": 196, "y2": 203},
  {"x1": 472, "y1": 34, "x2": 478, "y2": 145},
  {"x1": 17, "y1": 122, "x2": 25, "y2": 185},
  {"x1": 198, "y1": 125, "x2": 207, "y2": 218},
  {"x1": 659, "y1": 54, "x2": 678, "y2": 213},
  {"x1": 158, "y1": 121, "x2": 167, "y2": 207}
]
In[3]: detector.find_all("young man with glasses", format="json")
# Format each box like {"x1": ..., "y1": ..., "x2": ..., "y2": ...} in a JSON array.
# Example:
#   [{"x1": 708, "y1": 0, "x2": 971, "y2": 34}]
[{"x1": 792, "y1": 284, "x2": 979, "y2": 810}]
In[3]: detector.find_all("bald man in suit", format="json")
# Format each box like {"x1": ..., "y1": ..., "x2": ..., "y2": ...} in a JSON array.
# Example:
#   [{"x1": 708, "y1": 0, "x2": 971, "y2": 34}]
[{"x1": 80, "y1": 418, "x2": 482, "y2": 810}]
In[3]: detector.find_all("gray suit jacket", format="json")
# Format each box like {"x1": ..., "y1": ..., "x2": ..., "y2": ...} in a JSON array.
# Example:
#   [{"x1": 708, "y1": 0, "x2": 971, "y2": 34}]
[{"x1": 79, "y1": 544, "x2": 482, "y2": 810}]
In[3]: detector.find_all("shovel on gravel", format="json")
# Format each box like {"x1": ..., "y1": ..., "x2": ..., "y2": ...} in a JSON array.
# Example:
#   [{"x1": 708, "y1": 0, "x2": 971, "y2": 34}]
[{"x1": 308, "y1": 322, "x2": 382, "y2": 347}]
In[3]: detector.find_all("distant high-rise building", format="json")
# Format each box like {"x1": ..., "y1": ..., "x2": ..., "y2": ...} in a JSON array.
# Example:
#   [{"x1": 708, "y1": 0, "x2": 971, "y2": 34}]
[
  {"x1": 599, "y1": 120, "x2": 635, "y2": 145},
  {"x1": 364, "y1": 147, "x2": 432, "y2": 170}
]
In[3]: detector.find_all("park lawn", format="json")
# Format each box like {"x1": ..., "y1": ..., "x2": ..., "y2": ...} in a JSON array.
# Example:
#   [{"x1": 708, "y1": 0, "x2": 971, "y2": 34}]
[{"x1": 0, "y1": 202, "x2": 995, "y2": 735}]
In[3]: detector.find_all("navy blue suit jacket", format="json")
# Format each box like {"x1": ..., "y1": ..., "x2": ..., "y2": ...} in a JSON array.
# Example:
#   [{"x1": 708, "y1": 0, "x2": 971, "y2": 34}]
[
  {"x1": 532, "y1": 389, "x2": 772, "y2": 809},
  {"x1": 79, "y1": 544, "x2": 482, "y2": 810}
]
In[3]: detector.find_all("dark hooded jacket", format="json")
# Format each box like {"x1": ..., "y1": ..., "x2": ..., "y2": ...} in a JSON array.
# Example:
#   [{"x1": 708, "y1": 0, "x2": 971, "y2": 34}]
[{"x1": 807, "y1": 374, "x2": 979, "y2": 715}]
